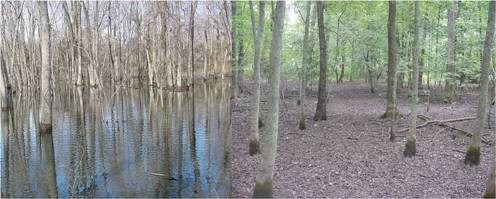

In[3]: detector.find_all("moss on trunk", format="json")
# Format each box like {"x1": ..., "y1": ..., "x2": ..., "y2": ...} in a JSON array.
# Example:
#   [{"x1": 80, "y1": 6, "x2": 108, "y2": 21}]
[
  {"x1": 381, "y1": 110, "x2": 401, "y2": 119},
  {"x1": 253, "y1": 178, "x2": 273, "y2": 198},
  {"x1": 403, "y1": 138, "x2": 416, "y2": 157},
  {"x1": 249, "y1": 137, "x2": 261, "y2": 156},
  {"x1": 298, "y1": 118, "x2": 306, "y2": 130},
  {"x1": 464, "y1": 145, "x2": 480, "y2": 166},
  {"x1": 483, "y1": 192, "x2": 495, "y2": 198}
]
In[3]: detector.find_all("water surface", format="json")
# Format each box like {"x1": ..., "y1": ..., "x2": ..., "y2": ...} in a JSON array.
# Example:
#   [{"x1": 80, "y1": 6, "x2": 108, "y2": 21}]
[{"x1": 1, "y1": 81, "x2": 231, "y2": 198}]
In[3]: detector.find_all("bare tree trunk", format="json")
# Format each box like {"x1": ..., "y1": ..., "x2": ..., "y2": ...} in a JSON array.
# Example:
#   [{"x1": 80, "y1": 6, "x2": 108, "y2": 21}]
[
  {"x1": 190, "y1": 1, "x2": 197, "y2": 134},
  {"x1": 107, "y1": 2, "x2": 116, "y2": 86},
  {"x1": 82, "y1": 1, "x2": 95, "y2": 87},
  {"x1": 383, "y1": 1, "x2": 399, "y2": 118},
  {"x1": 464, "y1": 0, "x2": 495, "y2": 166},
  {"x1": 365, "y1": 50, "x2": 375, "y2": 93},
  {"x1": 92, "y1": 1, "x2": 101, "y2": 88},
  {"x1": 72, "y1": 2, "x2": 83, "y2": 86},
  {"x1": 189, "y1": 2, "x2": 197, "y2": 88},
  {"x1": 314, "y1": 1, "x2": 327, "y2": 121},
  {"x1": 0, "y1": 3, "x2": 12, "y2": 111},
  {"x1": 252, "y1": 1, "x2": 285, "y2": 197},
  {"x1": 203, "y1": 29, "x2": 208, "y2": 79},
  {"x1": 443, "y1": 1, "x2": 458, "y2": 103},
  {"x1": 248, "y1": 0, "x2": 265, "y2": 155},
  {"x1": 484, "y1": 161, "x2": 496, "y2": 198},
  {"x1": 404, "y1": 1, "x2": 420, "y2": 157},
  {"x1": 298, "y1": 1, "x2": 311, "y2": 130},
  {"x1": 38, "y1": 1, "x2": 52, "y2": 134}
]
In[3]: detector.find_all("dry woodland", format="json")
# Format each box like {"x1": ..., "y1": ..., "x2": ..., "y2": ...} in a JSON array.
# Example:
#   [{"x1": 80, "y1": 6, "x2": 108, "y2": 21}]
[{"x1": 230, "y1": 1, "x2": 495, "y2": 198}]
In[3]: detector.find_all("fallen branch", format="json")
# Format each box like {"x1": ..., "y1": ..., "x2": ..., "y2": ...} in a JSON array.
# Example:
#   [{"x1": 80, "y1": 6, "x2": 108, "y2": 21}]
[
  {"x1": 437, "y1": 123, "x2": 491, "y2": 145},
  {"x1": 417, "y1": 114, "x2": 431, "y2": 121},
  {"x1": 396, "y1": 116, "x2": 491, "y2": 145},
  {"x1": 146, "y1": 171, "x2": 178, "y2": 181},
  {"x1": 397, "y1": 116, "x2": 475, "y2": 133}
]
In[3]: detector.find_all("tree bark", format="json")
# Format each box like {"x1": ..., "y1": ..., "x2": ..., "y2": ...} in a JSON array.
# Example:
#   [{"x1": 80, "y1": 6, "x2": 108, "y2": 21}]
[
  {"x1": 464, "y1": 0, "x2": 495, "y2": 166},
  {"x1": 314, "y1": 1, "x2": 327, "y2": 121},
  {"x1": 252, "y1": 1, "x2": 285, "y2": 198},
  {"x1": 383, "y1": 1, "x2": 399, "y2": 119},
  {"x1": 443, "y1": 1, "x2": 458, "y2": 103},
  {"x1": 365, "y1": 50, "x2": 375, "y2": 93},
  {"x1": 483, "y1": 161, "x2": 495, "y2": 198},
  {"x1": 92, "y1": 1, "x2": 101, "y2": 88},
  {"x1": 38, "y1": 1, "x2": 52, "y2": 134},
  {"x1": 248, "y1": 0, "x2": 265, "y2": 155},
  {"x1": 0, "y1": 3, "x2": 12, "y2": 111},
  {"x1": 298, "y1": 1, "x2": 311, "y2": 130},
  {"x1": 405, "y1": 1, "x2": 420, "y2": 157}
]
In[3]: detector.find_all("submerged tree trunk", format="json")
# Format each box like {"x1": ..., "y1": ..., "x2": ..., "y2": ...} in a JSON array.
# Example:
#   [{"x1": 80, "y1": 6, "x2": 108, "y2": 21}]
[
  {"x1": 383, "y1": 1, "x2": 399, "y2": 119},
  {"x1": 443, "y1": 1, "x2": 458, "y2": 103},
  {"x1": 248, "y1": 0, "x2": 265, "y2": 155},
  {"x1": 298, "y1": 1, "x2": 311, "y2": 130},
  {"x1": 314, "y1": 1, "x2": 327, "y2": 121},
  {"x1": 404, "y1": 1, "x2": 420, "y2": 157},
  {"x1": 464, "y1": 0, "x2": 494, "y2": 166},
  {"x1": 252, "y1": 1, "x2": 285, "y2": 197},
  {"x1": 38, "y1": 1, "x2": 52, "y2": 134}
]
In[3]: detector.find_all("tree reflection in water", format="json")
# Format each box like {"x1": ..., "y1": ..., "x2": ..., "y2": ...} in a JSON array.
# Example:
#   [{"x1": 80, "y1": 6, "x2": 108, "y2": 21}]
[{"x1": 0, "y1": 80, "x2": 231, "y2": 198}]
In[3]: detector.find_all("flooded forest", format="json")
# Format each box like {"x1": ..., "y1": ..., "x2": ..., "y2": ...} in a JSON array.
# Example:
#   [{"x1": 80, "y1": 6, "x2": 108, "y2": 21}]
[{"x1": 1, "y1": 1, "x2": 232, "y2": 198}]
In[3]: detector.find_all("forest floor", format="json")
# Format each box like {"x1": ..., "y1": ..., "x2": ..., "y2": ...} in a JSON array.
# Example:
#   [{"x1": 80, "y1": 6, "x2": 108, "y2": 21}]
[{"x1": 231, "y1": 80, "x2": 495, "y2": 198}]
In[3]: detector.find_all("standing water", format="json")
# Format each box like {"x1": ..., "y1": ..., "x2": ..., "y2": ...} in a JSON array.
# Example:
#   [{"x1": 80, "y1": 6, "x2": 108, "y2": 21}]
[{"x1": 1, "y1": 80, "x2": 231, "y2": 198}]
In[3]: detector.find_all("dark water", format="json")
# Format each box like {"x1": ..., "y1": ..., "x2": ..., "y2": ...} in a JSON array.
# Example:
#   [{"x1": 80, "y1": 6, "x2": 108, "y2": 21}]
[{"x1": 1, "y1": 81, "x2": 231, "y2": 198}]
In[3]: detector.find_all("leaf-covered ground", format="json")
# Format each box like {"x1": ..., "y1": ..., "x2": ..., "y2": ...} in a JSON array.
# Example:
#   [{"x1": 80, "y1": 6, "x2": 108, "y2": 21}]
[{"x1": 232, "y1": 81, "x2": 495, "y2": 198}]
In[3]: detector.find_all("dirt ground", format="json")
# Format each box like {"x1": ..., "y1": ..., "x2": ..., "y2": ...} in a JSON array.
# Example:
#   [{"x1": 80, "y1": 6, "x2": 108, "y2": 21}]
[{"x1": 231, "y1": 81, "x2": 495, "y2": 198}]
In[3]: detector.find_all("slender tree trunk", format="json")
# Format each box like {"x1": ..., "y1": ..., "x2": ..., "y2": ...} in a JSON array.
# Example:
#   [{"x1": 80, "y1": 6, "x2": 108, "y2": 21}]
[
  {"x1": 248, "y1": 1, "x2": 265, "y2": 155},
  {"x1": 0, "y1": 45, "x2": 7, "y2": 110},
  {"x1": 92, "y1": 1, "x2": 101, "y2": 88},
  {"x1": 0, "y1": 4, "x2": 12, "y2": 111},
  {"x1": 338, "y1": 55, "x2": 345, "y2": 83},
  {"x1": 405, "y1": 1, "x2": 420, "y2": 157},
  {"x1": 464, "y1": 0, "x2": 495, "y2": 166},
  {"x1": 82, "y1": 2, "x2": 95, "y2": 87},
  {"x1": 203, "y1": 29, "x2": 208, "y2": 79},
  {"x1": 38, "y1": 1, "x2": 52, "y2": 134},
  {"x1": 237, "y1": 39, "x2": 244, "y2": 93},
  {"x1": 365, "y1": 50, "x2": 375, "y2": 93},
  {"x1": 73, "y1": 2, "x2": 83, "y2": 86},
  {"x1": 443, "y1": 1, "x2": 458, "y2": 103},
  {"x1": 252, "y1": 1, "x2": 285, "y2": 197},
  {"x1": 107, "y1": 3, "x2": 116, "y2": 86},
  {"x1": 190, "y1": 1, "x2": 197, "y2": 134},
  {"x1": 383, "y1": 1, "x2": 399, "y2": 118},
  {"x1": 298, "y1": 1, "x2": 311, "y2": 130},
  {"x1": 314, "y1": 1, "x2": 327, "y2": 121},
  {"x1": 484, "y1": 161, "x2": 496, "y2": 198}
]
